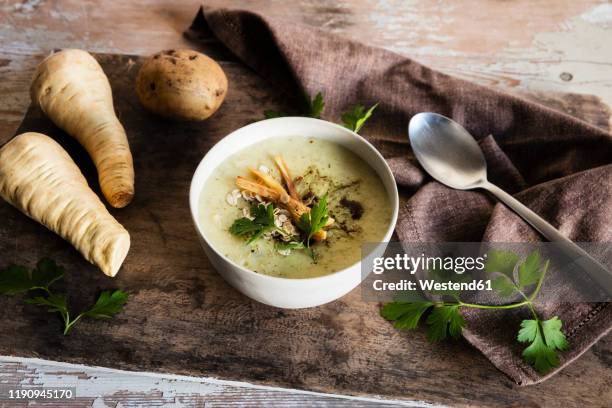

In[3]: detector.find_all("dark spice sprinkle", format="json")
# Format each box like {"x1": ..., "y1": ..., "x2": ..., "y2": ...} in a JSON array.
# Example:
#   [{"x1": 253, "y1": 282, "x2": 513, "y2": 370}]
[
  {"x1": 331, "y1": 179, "x2": 360, "y2": 193},
  {"x1": 302, "y1": 191, "x2": 314, "y2": 203},
  {"x1": 189, "y1": 55, "x2": 198, "y2": 60},
  {"x1": 340, "y1": 197, "x2": 364, "y2": 220}
]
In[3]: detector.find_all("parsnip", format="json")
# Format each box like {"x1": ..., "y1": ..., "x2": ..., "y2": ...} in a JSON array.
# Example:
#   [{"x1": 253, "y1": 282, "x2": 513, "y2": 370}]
[
  {"x1": 30, "y1": 49, "x2": 134, "y2": 208},
  {"x1": 0, "y1": 133, "x2": 130, "y2": 277}
]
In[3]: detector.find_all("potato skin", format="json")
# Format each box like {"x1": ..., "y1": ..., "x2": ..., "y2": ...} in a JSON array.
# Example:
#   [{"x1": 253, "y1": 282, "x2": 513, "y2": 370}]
[{"x1": 136, "y1": 49, "x2": 228, "y2": 121}]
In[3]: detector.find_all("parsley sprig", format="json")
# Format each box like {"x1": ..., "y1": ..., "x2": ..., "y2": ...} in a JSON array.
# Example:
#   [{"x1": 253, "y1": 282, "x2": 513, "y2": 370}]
[
  {"x1": 341, "y1": 103, "x2": 378, "y2": 133},
  {"x1": 296, "y1": 195, "x2": 329, "y2": 260},
  {"x1": 381, "y1": 250, "x2": 569, "y2": 374},
  {"x1": 230, "y1": 203, "x2": 290, "y2": 244},
  {"x1": 306, "y1": 92, "x2": 325, "y2": 119},
  {"x1": 296, "y1": 194, "x2": 329, "y2": 248},
  {"x1": 264, "y1": 92, "x2": 377, "y2": 134},
  {"x1": 0, "y1": 259, "x2": 128, "y2": 335},
  {"x1": 230, "y1": 197, "x2": 330, "y2": 261}
]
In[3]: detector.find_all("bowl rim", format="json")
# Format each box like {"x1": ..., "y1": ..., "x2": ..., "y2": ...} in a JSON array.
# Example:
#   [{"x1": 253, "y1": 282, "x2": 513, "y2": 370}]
[{"x1": 189, "y1": 116, "x2": 399, "y2": 283}]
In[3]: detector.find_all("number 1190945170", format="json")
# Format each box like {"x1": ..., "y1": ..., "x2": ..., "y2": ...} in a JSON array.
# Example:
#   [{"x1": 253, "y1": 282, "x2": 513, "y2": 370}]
[{"x1": 4, "y1": 387, "x2": 75, "y2": 400}]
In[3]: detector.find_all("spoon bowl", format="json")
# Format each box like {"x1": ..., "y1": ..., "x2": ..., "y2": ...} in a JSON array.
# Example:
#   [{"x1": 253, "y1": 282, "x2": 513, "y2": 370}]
[{"x1": 409, "y1": 112, "x2": 487, "y2": 189}]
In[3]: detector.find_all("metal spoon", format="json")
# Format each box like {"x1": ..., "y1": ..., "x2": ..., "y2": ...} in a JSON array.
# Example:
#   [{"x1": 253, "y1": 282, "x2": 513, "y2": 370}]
[{"x1": 408, "y1": 112, "x2": 612, "y2": 295}]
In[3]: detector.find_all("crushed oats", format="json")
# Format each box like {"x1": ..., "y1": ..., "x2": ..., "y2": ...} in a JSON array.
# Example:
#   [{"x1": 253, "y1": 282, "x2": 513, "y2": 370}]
[
  {"x1": 226, "y1": 189, "x2": 242, "y2": 206},
  {"x1": 226, "y1": 193, "x2": 238, "y2": 206}
]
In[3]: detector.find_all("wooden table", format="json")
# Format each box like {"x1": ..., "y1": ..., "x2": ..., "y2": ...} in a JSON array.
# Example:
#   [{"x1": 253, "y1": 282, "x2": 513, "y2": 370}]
[{"x1": 0, "y1": 1, "x2": 610, "y2": 406}]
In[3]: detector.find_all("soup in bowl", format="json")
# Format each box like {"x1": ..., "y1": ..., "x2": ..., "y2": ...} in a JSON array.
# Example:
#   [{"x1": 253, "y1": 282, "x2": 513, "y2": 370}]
[{"x1": 189, "y1": 117, "x2": 398, "y2": 308}]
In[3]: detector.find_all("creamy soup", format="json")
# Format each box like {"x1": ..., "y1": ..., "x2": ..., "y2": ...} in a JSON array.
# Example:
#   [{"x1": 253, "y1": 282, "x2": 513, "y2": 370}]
[{"x1": 198, "y1": 136, "x2": 392, "y2": 278}]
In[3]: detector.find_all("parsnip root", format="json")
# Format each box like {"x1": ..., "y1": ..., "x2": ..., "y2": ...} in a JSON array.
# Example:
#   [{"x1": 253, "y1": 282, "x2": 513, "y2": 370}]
[
  {"x1": 274, "y1": 156, "x2": 299, "y2": 200},
  {"x1": 0, "y1": 132, "x2": 131, "y2": 277},
  {"x1": 30, "y1": 49, "x2": 134, "y2": 208}
]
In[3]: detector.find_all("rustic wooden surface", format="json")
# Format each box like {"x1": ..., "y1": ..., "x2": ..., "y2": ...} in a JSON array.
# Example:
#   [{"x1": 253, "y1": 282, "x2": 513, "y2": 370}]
[
  {"x1": 0, "y1": 48, "x2": 610, "y2": 408},
  {"x1": 0, "y1": 1, "x2": 611, "y2": 407}
]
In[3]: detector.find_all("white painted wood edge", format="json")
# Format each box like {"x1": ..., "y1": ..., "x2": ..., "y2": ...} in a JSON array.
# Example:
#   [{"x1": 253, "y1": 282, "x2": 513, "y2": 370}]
[{"x1": 0, "y1": 355, "x2": 446, "y2": 407}]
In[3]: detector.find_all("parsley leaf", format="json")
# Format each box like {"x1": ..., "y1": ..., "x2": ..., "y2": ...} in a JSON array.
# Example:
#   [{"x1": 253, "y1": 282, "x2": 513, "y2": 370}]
[
  {"x1": 26, "y1": 290, "x2": 129, "y2": 335},
  {"x1": 229, "y1": 203, "x2": 277, "y2": 245},
  {"x1": 264, "y1": 110, "x2": 286, "y2": 119},
  {"x1": 381, "y1": 302, "x2": 464, "y2": 341},
  {"x1": 491, "y1": 275, "x2": 517, "y2": 297},
  {"x1": 26, "y1": 293, "x2": 68, "y2": 315},
  {"x1": 541, "y1": 316, "x2": 570, "y2": 351},
  {"x1": 307, "y1": 92, "x2": 325, "y2": 118},
  {"x1": 0, "y1": 258, "x2": 63, "y2": 295},
  {"x1": 518, "y1": 316, "x2": 568, "y2": 374},
  {"x1": 426, "y1": 305, "x2": 465, "y2": 342},
  {"x1": 251, "y1": 202, "x2": 275, "y2": 225},
  {"x1": 83, "y1": 290, "x2": 129, "y2": 319},
  {"x1": 31, "y1": 259, "x2": 65, "y2": 290},
  {"x1": 485, "y1": 249, "x2": 519, "y2": 278},
  {"x1": 380, "y1": 301, "x2": 433, "y2": 330},
  {"x1": 485, "y1": 250, "x2": 545, "y2": 297},
  {"x1": 341, "y1": 103, "x2": 378, "y2": 133},
  {"x1": 229, "y1": 218, "x2": 262, "y2": 236},
  {"x1": 1, "y1": 259, "x2": 128, "y2": 335},
  {"x1": 25, "y1": 293, "x2": 71, "y2": 334},
  {"x1": 297, "y1": 195, "x2": 329, "y2": 246},
  {"x1": 518, "y1": 250, "x2": 541, "y2": 288},
  {"x1": 0, "y1": 265, "x2": 35, "y2": 295}
]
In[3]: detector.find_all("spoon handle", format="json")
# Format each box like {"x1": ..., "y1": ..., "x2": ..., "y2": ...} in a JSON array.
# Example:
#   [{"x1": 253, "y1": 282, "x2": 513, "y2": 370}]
[{"x1": 482, "y1": 181, "x2": 612, "y2": 296}]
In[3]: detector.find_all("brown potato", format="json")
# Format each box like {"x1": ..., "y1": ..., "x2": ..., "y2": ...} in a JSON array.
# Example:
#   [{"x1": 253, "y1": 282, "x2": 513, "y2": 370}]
[{"x1": 136, "y1": 49, "x2": 228, "y2": 121}]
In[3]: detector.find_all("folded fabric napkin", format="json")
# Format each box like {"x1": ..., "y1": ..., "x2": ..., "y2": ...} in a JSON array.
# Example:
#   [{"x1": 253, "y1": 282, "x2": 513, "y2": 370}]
[{"x1": 187, "y1": 6, "x2": 612, "y2": 385}]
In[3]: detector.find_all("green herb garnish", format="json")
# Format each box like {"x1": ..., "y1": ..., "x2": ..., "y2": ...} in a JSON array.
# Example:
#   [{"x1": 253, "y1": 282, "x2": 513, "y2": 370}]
[
  {"x1": 264, "y1": 110, "x2": 287, "y2": 119},
  {"x1": 341, "y1": 103, "x2": 378, "y2": 133},
  {"x1": 306, "y1": 92, "x2": 325, "y2": 118},
  {"x1": 381, "y1": 250, "x2": 569, "y2": 374},
  {"x1": 0, "y1": 258, "x2": 63, "y2": 295},
  {"x1": 0, "y1": 258, "x2": 128, "y2": 335},
  {"x1": 264, "y1": 93, "x2": 378, "y2": 135},
  {"x1": 297, "y1": 194, "x2": 329, "y2": 247},
  {"x1": 230, "y1": 203, "x2": 284, "y2": 244},
  {"x1": 230, "y1": 196, "x2": 329, "y2": 261}
]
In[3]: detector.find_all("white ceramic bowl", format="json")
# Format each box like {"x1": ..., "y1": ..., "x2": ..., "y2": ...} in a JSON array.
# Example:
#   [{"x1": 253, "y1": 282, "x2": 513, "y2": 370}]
[{"x1": 189, "y1": 117, "x2": 399, "y2": 308}]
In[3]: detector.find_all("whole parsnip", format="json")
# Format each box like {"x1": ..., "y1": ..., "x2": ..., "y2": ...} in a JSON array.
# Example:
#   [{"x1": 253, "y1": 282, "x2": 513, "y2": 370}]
[
  {"x1": 0, "y1": 132, "x2": 130, "y2": 277},
  {"x1": 31, "y1": 49, "x2": 134, "y2": 208}
]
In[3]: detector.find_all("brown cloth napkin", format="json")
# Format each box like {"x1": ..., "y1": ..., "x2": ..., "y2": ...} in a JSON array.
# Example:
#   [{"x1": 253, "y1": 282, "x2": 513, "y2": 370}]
[{"x1": 187, "y1": 6, "x2": 612, "y2": 385}]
